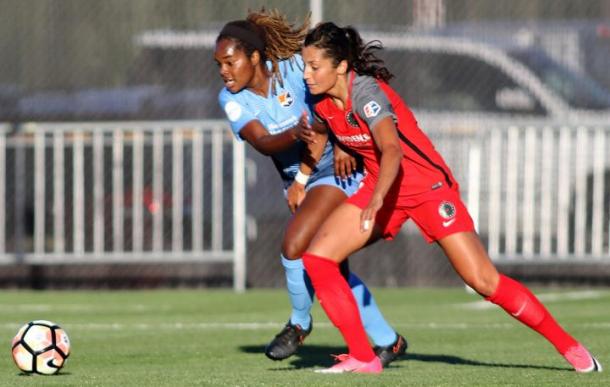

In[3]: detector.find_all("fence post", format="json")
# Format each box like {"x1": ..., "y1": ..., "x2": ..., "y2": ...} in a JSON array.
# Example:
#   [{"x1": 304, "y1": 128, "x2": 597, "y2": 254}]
[{"x1": 233, "y1": 138, "x2": 246, "y2": 292}]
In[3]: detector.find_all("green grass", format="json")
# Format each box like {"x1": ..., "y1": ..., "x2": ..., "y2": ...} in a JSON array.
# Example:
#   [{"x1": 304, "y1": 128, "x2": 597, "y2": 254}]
[{"x1": 0, "y1": 287, "x2": 609, "y2": 386}]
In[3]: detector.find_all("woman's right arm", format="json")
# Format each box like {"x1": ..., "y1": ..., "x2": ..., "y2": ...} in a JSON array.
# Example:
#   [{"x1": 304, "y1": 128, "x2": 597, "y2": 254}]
[
  {"x1": 239, "y1": 120, "x2": 298, "y2": 155},
  {"x1": 239, "y1": 114, "x2": 318, "y2": 156}
]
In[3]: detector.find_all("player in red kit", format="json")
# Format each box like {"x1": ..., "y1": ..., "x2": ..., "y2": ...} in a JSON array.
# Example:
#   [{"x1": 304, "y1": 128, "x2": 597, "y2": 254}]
[{"x1": 298, "y1": 22, "x2": 602, "y2": 374}]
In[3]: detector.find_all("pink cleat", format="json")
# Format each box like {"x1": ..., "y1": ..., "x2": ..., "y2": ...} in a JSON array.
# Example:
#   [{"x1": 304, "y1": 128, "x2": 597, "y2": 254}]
[
  {"x1": 315, "y1": 354, "x2": 383, "y2": 374},
  {"x1": 563, "y1": 343, "x2": 603, "y2": 373}
]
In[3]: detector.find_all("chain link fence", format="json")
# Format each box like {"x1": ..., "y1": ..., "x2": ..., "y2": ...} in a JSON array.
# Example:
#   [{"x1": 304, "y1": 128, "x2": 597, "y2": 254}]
[{"x1": 1, "y1": 0, "x2": 610, "y2": 288}]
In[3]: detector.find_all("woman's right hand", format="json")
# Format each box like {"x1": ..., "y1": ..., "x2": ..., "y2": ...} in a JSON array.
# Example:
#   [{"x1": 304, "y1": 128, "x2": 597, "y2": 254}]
[{"x1": 360, "y1": 193, "x2": 383, "y2": 233}]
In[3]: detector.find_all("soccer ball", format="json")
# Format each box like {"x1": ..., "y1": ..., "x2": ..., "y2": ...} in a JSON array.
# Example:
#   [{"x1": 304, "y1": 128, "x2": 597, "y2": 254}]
[{"x1": 11, "y1": 320, "x2": 71, "y2": 375}]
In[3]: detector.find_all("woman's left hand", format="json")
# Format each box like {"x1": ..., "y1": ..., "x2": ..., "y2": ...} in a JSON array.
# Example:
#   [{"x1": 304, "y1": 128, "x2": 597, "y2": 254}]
[
  {"x1": 286, "y1": 182, "x2": 306, "y2": 214},
  {"x1": 360, "y1": 194, "x2": 383, "y2": 233}
]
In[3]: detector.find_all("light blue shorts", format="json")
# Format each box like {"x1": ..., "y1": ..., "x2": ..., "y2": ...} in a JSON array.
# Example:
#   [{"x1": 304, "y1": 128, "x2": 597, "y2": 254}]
[{"x1": 283, "y1": 171, "x2": 364, "y2": 198}]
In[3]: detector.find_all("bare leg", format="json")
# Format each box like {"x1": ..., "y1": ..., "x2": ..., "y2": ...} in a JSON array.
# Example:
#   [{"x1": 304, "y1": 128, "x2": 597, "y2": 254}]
[
  {"x1": 273, "y1": 186, "x2": 396, "y2": 360},
  {"x1": 436, "y1": 231, "x2": 499, "y2": 296},
  {"x1": 437, "y1": 231, "x2": 600, "y2": 372}
]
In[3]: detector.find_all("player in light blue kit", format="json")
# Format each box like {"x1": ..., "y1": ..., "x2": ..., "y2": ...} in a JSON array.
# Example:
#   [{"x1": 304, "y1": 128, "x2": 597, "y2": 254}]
[{"x1": 215, "y1": 9, "x2": 407, "y2": 366}]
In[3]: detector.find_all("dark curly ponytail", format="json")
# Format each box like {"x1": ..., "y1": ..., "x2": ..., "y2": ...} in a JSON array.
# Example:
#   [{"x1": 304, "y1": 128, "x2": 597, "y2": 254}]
[{"x1": 304, "y1": 22, "x2": 393, "y2": 82}]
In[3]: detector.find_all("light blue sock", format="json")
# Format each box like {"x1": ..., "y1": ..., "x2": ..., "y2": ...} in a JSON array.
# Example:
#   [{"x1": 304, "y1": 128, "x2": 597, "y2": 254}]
[
  {"x1": 349, "y1": 273, "x2": 397, "y2": 347},
  {"x1": 282, "y1": 255, "x2": 313, "y2": 330}
]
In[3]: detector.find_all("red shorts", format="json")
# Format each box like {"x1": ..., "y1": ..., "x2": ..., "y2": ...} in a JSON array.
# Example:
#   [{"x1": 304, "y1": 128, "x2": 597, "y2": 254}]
[{"x1": 346, "y1": 182, "x2": 475, "y2": 242}]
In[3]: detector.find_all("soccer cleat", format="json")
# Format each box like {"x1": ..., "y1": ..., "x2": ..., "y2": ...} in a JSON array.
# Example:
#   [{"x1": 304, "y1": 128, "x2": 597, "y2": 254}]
[
  {"x1": 374, "y1": 334, "x2": 408, "y2": 367},
  {"x1": 563, "y1": 343, "x2": 603, "y2": 373},
  {"x1": 264, "y1": 319, "x2": 312, "y2": 361},
  {"x1": 315, "y1": 354, "x2": 383, "y2": 374}
]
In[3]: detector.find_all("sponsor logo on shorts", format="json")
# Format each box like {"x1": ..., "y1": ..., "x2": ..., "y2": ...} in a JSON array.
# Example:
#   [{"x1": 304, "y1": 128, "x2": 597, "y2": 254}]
[
  {"x1": 438, "y1": 201, "x2": 456, "y2": 228},
  {"x1": 277, "y1": 91, "x2": 293, "y2": 107},
  {"x1": 442, "y1": 219, "x2": 456, "y2": 228},
  {"x1": 363, "y1": 100, "x2": 381, "y2": 118}
]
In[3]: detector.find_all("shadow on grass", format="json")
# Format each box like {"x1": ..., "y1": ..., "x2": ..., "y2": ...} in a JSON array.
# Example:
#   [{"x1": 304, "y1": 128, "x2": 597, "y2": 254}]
[
  {"x1": 405, "y1": 352, "x2": 568, "y2": 372},
  {"x1": 17, "y1": 371, "x2": 73, "y2": 376},
  {"x1": 240, "y1": 345, "x2": 569, "y2": 372}
]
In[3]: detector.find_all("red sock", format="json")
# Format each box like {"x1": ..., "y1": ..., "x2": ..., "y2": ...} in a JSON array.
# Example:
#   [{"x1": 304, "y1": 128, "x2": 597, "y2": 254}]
[
  {"x1": 486, "y1": 274, "x2": 578, "y2": 354},
  {"x1": 302, "y1": 253, "x2": 376, "y2": 362}
]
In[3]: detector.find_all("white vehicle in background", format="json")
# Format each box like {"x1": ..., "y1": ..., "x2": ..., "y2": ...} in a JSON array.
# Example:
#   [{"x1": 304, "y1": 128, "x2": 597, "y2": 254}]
[
  {"x1": 363, "y1": 32, "x2": 610, "y2": 124},
  {"x1": 133, "y1": 29, "x2": 610, "y2": 122}
]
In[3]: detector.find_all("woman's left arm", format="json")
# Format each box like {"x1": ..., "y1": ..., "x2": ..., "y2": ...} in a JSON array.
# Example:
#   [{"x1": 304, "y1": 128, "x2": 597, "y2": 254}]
[{"x1": 360, "y1": 116, "x2": 403, "y2": 231}]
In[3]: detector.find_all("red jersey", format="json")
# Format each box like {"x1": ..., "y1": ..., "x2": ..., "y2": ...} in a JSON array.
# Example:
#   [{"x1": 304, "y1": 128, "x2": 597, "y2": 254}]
[{"x1": 315, "y1": 72, "x2": 457, "y2": 196}]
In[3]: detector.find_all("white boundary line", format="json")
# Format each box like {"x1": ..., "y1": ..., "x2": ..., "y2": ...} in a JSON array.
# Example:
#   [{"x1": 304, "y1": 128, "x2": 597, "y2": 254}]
[{"x1": 2, "y1": 321, "x2": 610, "y2": 331}]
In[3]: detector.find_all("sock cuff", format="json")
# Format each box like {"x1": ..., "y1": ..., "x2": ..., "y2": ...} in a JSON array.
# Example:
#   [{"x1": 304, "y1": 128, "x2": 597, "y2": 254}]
[
  {"x1": 485, "y1": 273, "x2": 509, "y2": 302},
  {"x1": 302, "y1": 253, "x2": 339, "y2": 273},
  {"x1": 281, "y1": 254, "x2": 304, "y2": 269},
  {"x1": 347, "y1": 272, "x2": 363, "y2": 287}
]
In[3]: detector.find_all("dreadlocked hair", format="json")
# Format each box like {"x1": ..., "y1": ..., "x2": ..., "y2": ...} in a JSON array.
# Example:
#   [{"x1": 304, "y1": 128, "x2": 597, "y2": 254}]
[
  {"x1": 246, "y1": 8, "x2": 310, "y2": 89},
  {"x1": 304, "y1": 22, "x2": 393, "y2": 83}
]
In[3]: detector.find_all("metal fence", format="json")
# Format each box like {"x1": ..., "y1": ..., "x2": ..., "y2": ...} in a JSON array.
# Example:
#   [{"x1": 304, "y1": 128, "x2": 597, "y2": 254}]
[
  {"x1": 2, "y1": 120, "x2": 610, "y2": 289},
  {"x1": 0, "y1": 120, "x2": 246, "y2": 291},
  {"x1": 423, "y1": 122, "x2": 610, "y2": 263}
]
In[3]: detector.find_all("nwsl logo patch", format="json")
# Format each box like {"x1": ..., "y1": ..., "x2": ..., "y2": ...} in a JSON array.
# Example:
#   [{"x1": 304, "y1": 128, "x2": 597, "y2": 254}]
[
  {"x1": 363, "y1": 101, "x2": 381, "y2": 118},
  {"x1": 277, "y1": 91, "x2": 293, "y2": 107}
]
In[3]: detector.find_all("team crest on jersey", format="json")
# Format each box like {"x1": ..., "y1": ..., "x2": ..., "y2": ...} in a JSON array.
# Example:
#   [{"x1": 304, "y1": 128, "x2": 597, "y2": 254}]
[
  {"x1": 363, "y1": 100, "x2": 381, "y2": 118},
  {"x1": 277, "y1": 91, "x2": 294, "y2": 107},
  {"x1": 345, "y1": 111, "x2": 359, "y2": 127},
  {"x1": 438, "y1": 201, "x2": 456, "y2": 219}
]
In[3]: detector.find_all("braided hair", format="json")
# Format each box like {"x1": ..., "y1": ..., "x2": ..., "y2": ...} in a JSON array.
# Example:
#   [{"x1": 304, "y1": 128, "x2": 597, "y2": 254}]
[
  {"x1": 217, "y1": 9, "x2": 310, "y2": 90},
  {"x1": 304, "y1": 22, "x2": 393, "y2": 83}
]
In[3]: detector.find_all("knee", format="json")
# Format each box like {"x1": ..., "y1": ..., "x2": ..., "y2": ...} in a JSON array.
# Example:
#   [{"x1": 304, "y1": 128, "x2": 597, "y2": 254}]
[
  {"x1": 465, "y1": 272, "x2": 499, "y2": 297},
  {"x1": 282, "y1": 238, "x2": 308, "y2": 260}
]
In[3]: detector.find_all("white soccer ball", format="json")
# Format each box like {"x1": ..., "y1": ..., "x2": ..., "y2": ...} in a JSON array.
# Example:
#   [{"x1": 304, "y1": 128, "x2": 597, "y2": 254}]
[{"x1": 11, "y1": 320, "x2": 71, "y2": 375}]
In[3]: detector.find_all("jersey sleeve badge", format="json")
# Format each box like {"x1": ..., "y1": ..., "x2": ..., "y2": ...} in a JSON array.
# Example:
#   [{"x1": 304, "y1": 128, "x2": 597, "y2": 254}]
[
  {"x1": 224, "y1": 100, "x2": 243, "y2": 122},
  {"x1": 363, "y1": 100, "x2": 381, "y2": 118}
]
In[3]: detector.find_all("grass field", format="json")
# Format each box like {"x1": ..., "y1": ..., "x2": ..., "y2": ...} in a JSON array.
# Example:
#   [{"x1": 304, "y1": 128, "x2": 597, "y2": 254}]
[{"x1": 0, "y1": 287, "x2": 608, "y2": 386}]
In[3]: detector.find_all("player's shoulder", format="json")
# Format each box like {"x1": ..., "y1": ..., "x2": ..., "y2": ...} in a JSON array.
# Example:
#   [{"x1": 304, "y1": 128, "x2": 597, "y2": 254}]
[
  {"x1": 218, "y1": 87, "x2": 236, "y2": 103},
  {"x1": 351, "y1": 74, "x2": 392, "y2": 121},
  {"x1": 217, "y1": 87, "x2": 230, "y2": 104},
  {"x1": 218, "y1": 87, "x2": 254, "y2": 125},
  {"x1": 352, "y1": 74, "x2": 381, "y2": 98},
  {"x1": 218, "y1": 86, "x2": 252, "y2": 109}
]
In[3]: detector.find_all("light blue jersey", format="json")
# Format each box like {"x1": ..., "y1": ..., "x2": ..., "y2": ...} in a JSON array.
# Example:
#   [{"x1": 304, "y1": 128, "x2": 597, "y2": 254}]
[{"x1": 219, "y1": 54, "x2": 335, "y2": 188}]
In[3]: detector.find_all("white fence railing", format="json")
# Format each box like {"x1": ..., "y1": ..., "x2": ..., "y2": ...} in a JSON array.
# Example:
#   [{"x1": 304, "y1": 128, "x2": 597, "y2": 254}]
[
  {"x1": 2, "y1": 120, "x2": 609, "y2": 290},
  {"x1": 427, "y1": 123, "x2": 610, "y2": 263},
  {"x1": 0, "y1": 120, "x2": 246, "y2": 291}
]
